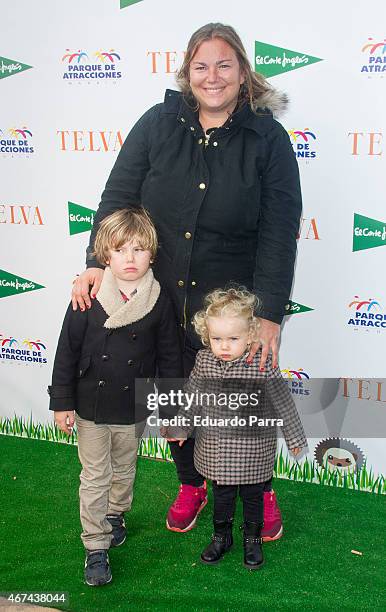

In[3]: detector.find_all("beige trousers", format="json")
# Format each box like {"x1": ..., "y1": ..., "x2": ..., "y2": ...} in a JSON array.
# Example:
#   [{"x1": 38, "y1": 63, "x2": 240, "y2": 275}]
[{"x1": 75, "y1": 414, "x2": 144, "y2": 550}]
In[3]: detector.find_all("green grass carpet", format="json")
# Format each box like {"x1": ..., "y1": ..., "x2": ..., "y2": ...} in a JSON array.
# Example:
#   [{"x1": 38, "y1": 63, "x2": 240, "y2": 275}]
[{"x1": 0, "y1": 436, "x2": 385, "y2": 612}]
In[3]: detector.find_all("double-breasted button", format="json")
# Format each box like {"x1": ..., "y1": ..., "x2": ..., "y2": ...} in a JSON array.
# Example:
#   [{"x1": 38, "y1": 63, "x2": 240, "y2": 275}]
[
  {"x1": 178, "y1": 280, "x2": 184, "y2": 287},
  {"x1": 101, "y1": 354, "x2": 109, "y2": 361},
  {"x1": 199, "y1": 182, "x2": 206, "y2": 190},
  {"x1": 198, "y1": 138, "x2": 203, "y2": 144},
  {"x1": 127, "y1": 360, "x2": 134, "y2": 366},
  {"x1": 191, "y1": 281, "x2": 196, "y2": 286},
  {"x1": 285, "y1": 304, "x2": 290, "y2": 311},
  {"x1": 184, "y1": 232, "x2": 192, "y2": 239},
  {"x1": 98, "y1": 380, "x2": 106, "y2": 387},
  {"x1": 132, "y1": 333, "x2": 137, "y2": 340},
  {"x1": 190, "y1": 126, "x2": 195, "y2": 131},
  {"x1": 180, "y1": 117, "x2": 185, "y2": 123},
  {"x1": 213, "y1": 141, "x2": 218, "y2": 147},
  {"x1": 123, "y1": 385, "x2": 129, "y2": 391}
]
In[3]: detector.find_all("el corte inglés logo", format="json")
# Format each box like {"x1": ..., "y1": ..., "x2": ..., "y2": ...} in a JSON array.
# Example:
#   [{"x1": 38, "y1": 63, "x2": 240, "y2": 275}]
[
  {"x1": 353, "y1": 213, "x2": 386, "y2": 251},
  {"x1": 68, "y1": 202, "x2": 95, "y2": 235},
  {"x1": 120, "y1": 0, "x2": 144, "y2": 7},
  {"x1": 285, "y1": 300, "x2": 314, "y2": 315},
  {"x1": 0, "y1": 270, "x2": 44, "y2": 298},
  {"x1": 254, "y1": 42, "x2": 323, "y2": 78},
  {"x1": 0, "y1": 56, "x2": 33, "y2": 80}
]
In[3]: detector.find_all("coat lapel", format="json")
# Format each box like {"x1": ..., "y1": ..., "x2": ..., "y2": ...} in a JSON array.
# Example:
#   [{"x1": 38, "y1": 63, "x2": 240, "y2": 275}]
[{"x1": 96, "y1": 267, "x2": 160, "y2": 329}]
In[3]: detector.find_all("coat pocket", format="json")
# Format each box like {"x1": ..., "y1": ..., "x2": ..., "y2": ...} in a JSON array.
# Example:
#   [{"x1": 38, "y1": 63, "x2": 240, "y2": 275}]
[{"x1": 77, "y1": 355, "x2": 91, "y2": 378}]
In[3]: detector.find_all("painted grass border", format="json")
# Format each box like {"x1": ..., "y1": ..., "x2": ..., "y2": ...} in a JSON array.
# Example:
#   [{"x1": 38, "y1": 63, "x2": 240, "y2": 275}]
[{"x1": 1, "y1": 414, "x2": 385, "y2": 494}]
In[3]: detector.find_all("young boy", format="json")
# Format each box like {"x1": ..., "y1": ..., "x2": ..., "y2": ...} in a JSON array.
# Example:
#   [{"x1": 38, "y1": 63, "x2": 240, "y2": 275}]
[{"x1": 48, "y1": 208, "x2": 182, "y2": 586}]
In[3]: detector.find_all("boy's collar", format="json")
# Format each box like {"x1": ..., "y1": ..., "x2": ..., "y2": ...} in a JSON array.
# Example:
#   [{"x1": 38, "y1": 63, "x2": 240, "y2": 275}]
[{"x1": 96, "y1": 267, "x2": 160, "y2": 328}]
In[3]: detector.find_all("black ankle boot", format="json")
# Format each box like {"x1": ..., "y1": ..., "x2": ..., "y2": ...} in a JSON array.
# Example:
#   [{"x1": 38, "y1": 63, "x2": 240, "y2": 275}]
[
  {"x1": 200, "y1": 519, "x2": 233, "y2": 565},
  {"x1": 242, "y1": 521, "x2": 264, "y2": 570}
]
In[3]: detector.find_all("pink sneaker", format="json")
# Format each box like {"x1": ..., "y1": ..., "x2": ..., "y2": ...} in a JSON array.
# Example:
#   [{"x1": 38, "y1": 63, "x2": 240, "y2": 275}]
[
  {"x1": 261, "y1": 490, "x2": 283, "y2": 542},
  {"x1": 166, "y1": 482, "x2": 207, "y2": 532}
]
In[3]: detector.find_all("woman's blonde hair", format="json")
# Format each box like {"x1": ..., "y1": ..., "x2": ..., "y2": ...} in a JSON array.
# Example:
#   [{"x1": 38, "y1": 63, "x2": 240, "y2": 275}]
[
  {"x1": 93, "y1": 208, "x2": 158, "y2": 265},
  {"x1": 176, "y1": 22, "x2": 273, "y2": 112},
  {"x1": 193, "y1": 287, "x2": 260, "y2": 346}
]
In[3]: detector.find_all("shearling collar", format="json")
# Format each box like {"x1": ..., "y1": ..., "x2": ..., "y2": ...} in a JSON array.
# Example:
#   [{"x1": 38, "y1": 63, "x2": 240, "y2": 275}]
[{"x1": 96, "y1": 267, "x2": 160, "y2": 329}]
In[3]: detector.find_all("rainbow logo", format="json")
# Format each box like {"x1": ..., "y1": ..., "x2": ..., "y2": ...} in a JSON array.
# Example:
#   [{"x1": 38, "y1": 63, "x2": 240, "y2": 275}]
[
  {"x1": 281, "y1": 368, "x2": 310, "y2": 380},
  {"x1": 360, "y1": 38, "x2": 386, "y2": 74},
  {"x1": 22, "y1": 339, "x2": 46, "y2": 350},
  {"x1": 62, "y1": 50, "x2": 89, "y2": 63},
  {"x1": 0, "y1": 335, "x2": 18, "y2": 347},
  {"x1": 288, "y1": 128, "x2": 317, "y2": 161},
  {"x1": 362, "y1": 38, "x2": 386, "y2": 54},
  {"x1": 8, "y1": 127, "x2": 32, "y2": 139},
  {"x1": 61, "y1": 49, "x2": 122, "y2": 82},
  {"x1": 347, "y1": 296, "x2": 386, "y2": 330},
  {"x1": 0, "y1": 333, "x2": 48, "y2": 365},
  {"x1": 288, "y1": 129, "x2": 316, "y2": 143},
  {"x1": 348, "y1": 296, "x2": 381, "y2": 312},
  {"x1": 94, "y1": 50, "x2": 121, "y2": 63}
]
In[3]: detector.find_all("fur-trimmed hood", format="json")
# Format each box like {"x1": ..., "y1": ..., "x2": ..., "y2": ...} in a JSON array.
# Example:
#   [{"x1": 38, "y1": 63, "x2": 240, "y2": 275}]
[
  {"x1": 254, "y1": 88, "x2": 289, "y2": 118},
  {"x1": 96, "y1": 267, "x2": 160, "y2": 329}
]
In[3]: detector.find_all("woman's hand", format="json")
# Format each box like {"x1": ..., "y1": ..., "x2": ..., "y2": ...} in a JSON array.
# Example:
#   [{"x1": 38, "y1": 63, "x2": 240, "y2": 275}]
[
  {"x1": 54, "y1": 410, "x2": 75, "y2": 435},
  {"x1": 71, "y1": 268, "x2": 104, "y2": 311},
  {"x1": 247, "y1": 318, "x2": 280, "y2": 370}
]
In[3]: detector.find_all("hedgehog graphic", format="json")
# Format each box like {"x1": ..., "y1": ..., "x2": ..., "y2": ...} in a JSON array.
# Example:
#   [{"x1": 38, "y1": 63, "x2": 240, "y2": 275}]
[{"x1": 314, "y1": 437, "x2": 365, "y2": 473}]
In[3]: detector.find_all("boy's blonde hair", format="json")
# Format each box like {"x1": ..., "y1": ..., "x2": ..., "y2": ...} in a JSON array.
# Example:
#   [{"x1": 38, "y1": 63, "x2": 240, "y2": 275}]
[
  {"x1": 94, "y1": 208, "x2": 158, "y2": 265},
  {"x1": 193, "y1": 287, "x2": 260, "y2": 346}
]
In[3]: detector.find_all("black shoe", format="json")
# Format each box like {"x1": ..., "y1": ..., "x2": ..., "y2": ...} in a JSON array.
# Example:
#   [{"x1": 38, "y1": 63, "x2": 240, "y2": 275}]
[
  {"x1": 242, "y1": 521, "x2": 264, "y2": 570},
  {"x1": 84, "y1": 549, "x2": 112, "y2": 586},
  {"x1": 200, "y1": 520, "x2": 233, "y2": 565},
  {"x1": 106, "y1": 513, "x2": 127, "y2": 547}
]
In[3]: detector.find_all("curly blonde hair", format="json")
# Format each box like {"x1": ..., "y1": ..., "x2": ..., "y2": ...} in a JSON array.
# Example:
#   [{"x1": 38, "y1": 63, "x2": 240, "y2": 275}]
[
  {"x1": 176, "y1": 22, "x2": 273, "y2": 113},
  {"x1": 193, "y1": 287, "x2": 260, "y2": 346}
]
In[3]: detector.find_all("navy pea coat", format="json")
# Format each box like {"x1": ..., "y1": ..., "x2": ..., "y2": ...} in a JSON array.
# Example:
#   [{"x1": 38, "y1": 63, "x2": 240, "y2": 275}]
[{"x1": 48, "y1": 269, "x2": 183, "y2": 424}]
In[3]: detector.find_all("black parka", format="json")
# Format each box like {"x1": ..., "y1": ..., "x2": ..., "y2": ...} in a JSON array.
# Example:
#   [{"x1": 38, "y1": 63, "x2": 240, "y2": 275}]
[{"x1": 87, "y1": 89, "x2": 302, "y2": 347}]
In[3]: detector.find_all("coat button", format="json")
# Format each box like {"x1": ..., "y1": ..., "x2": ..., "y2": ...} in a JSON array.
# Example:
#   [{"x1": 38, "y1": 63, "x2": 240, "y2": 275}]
[
  {"x1": 199, "y1": 182, "x2": 206, "y2": 190},
  {"x1": 213, "y1": 141, "x2": 218, "y2": 147},
  {"x1": 98, "y1": 380, "x2": 106, "y2": 387},
  {"x1": 285, "y1": 304, "x2": 290, "y2": 311},
  {"x1": 123, "y1": 385, "x2": 129, "y2": 391},
  {"x1": 128, "y1": 360, "x2": 134, "y2": 366},
  {"x1": 132, "y1": 333, "x2": 137, "y2": 340},
  {"x1": 190, "y1": 126, "x2": 195, "y2": 131},
  {"x1": 178, "y1": 280, "x2": 184, "y2": 287},
  {"x1": 198, "y1": 138, "x2": 203, "y2": 144},
  {"x1": 184, "y1": 232, "x2": 192, "y2": 239},
  {"x1": 180, "y1": 117, "x2": 185, "y2": 123},
  {"x1": 101, "y1": 354, "x2": 109, "y2": 361},
  {"x1": 191, "y1": 281, "x2": 196, "y2": 286}
]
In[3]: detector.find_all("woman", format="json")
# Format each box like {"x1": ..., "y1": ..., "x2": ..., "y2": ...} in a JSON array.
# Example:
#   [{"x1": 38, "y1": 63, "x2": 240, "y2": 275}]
[{"x1": 72, "y1": 23, "x2": 302, "y2": 541}]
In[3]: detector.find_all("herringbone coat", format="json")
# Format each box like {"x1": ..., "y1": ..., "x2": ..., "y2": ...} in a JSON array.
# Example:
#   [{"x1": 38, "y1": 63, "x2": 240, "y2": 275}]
[{"x1": 174, "y1": 348, "x2": 307, "y2": 485}]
